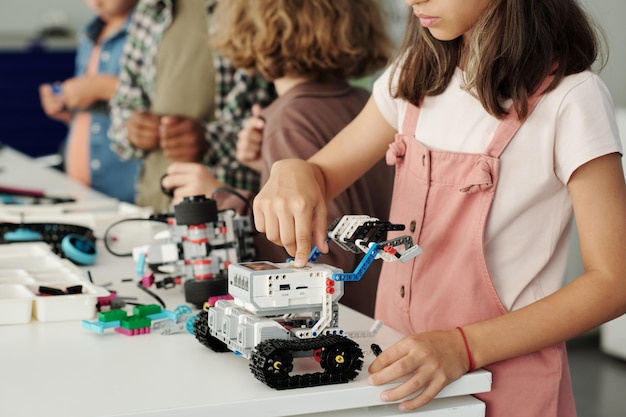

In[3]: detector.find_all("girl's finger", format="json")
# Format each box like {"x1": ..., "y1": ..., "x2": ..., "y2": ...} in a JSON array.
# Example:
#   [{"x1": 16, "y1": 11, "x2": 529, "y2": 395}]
[
  {"x1": 252, "y1": 198, "x2": 267, "y2": 234},
  {"x1": 398, "y1": 379, "x2": 447, "y2": 411},
  {"x1": 278, "y1": 210, "x2": 300, "y2": 259}
]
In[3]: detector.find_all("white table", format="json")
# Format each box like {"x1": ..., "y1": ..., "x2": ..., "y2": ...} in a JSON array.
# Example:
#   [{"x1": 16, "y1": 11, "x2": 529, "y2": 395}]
[
  {"x1": 0, "y1": 260, "x2": 491, "y2": 417},
  {"x1": 0, "y1": 146, "x2": 491, "y2": 416},
  {"x1": 0, "y1": 145, "x2": 152, "y2": 237},
  {"x1": 0, "y1": 145, "x2": 115, "y2": 208}
]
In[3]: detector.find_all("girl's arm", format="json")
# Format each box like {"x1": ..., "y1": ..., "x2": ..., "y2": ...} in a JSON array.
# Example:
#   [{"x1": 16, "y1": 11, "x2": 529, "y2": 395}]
[
  {"x1": 468, "y1": 152, "x2": 626, "y2": 363},
  {"x1": 61, "y1": 75, "x2": 119, "y2": 109},
  {"x1": 308, "y1": 97, "x2": 397, "y2": 199},
  {"x1": 253, "y1": 96, "x2": 396, "y2": 266},
  {"x1": 369, "y1": 152, "x2": 626, "y2": 411}
]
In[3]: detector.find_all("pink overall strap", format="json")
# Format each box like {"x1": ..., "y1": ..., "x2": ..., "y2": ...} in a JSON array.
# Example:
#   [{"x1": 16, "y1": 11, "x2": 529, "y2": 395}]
[{"x1": 402, "y1": 104, "x2": 421, "y2": 135}]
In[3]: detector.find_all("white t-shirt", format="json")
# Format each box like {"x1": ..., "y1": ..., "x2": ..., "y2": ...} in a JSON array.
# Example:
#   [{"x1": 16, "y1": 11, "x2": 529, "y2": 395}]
[{"x1": 373, "y1": 66, "x2": 622, "y2": 311}]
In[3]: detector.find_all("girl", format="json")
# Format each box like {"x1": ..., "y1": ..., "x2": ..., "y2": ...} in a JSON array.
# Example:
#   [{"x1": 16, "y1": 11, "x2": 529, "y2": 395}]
[
  {"x1": 252, "y1": 0, "x2": 626, "y2": 415},
  {"x1": 39, "y1": 0, "x2": 141, "y2": 203},
  {"x1": 163, "y1": 0, "x2": 393, "y2": 317}
]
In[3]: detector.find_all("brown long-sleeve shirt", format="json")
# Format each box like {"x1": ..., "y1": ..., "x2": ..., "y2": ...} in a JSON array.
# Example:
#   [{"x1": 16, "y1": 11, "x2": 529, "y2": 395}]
[{"x1": 256, "y1": 80, "x2": 394, "y2": 317}]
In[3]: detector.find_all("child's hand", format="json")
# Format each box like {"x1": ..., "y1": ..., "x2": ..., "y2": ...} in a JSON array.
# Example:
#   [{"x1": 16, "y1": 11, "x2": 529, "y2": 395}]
[
  {"x1": 159, "y1": 116, "x2": 206, "y2": 162},
  {"x1": 38, "y1": 84, "x2": 71, "y2": 123},
  {"x1": 60, "y1": 76, "x2": 99, "y2": 109},
  {"x1": 236, "y1": 104, "x2": 265, "y2": 173},
  {"x1": 127, "y1": 111, "x2": 160, "y2": 150},
  {"x1": 368, "y1": 330, "x2": 469, "y2": 411},
  {"x1": 253, "y1": 159, "x2": 329, "y2": 267},
  {"x1": 162, "y1": 162, "x2": 223, "y2": 205}
]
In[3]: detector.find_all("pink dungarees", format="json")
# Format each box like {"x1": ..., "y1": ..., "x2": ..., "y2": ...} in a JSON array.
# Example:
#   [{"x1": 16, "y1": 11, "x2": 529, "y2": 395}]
[{"x1": 376, "y1": 80, "x2": 577, "y2": 416}]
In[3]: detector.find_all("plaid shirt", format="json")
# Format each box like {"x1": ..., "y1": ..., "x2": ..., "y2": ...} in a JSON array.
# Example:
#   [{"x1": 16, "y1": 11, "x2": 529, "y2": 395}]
[{"x1": 109, "y1": 0, "x2": 276, "y2": 192}]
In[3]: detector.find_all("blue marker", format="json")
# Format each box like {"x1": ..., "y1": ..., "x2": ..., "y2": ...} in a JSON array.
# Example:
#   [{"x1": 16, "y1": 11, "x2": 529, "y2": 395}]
[{"x1": 51, "y1": 82, "x2": 62, "y2": 95}]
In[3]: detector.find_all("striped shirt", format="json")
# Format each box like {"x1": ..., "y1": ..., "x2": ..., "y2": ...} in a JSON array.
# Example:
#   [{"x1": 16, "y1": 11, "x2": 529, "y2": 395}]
[{"x1": 109, "y1": 0, "x2": 276, "y2": 192}]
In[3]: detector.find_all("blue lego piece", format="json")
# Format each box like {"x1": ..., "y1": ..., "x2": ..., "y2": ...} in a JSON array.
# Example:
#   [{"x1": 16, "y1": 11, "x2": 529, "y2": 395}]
[
  {"x1": 146, "y1": 311, "x2": 171, "y2": 321},
  {"x1": 3, "y1": 228, "x2": 43, "y2": 242},
  {"x1": 61, "y1": 233, "x2": 97, "y2": 265},
  {"x1": 82, "y1": 319, "x2": 122, "y2": 333},
  {"x1": 308, "y1": 235, "x2": 332, "y2": 262},
  {"x1": 285, "y1": 235, "x2": 331, "y2": 264},
  {"x1": 185, "y1": 315, "x2": 197, "y2": 334},
  {"x1": 332, "y1": 243, "x2": 380, "y2": 282},
  {"x1": 136, "y1": 252, "x2": 146, "y2": 277},
  {"x1": 173, "y1": 304, "x2": 192, "y2": 319}
]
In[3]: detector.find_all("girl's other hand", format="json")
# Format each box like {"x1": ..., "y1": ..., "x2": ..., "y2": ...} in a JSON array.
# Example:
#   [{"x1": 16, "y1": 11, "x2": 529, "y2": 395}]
[
  {"x1": 368, "y1": 330, "x2": 469, "y2": 411},
  {"x1": 253, "y1": 158, "x2": 329, "y2": 266}
]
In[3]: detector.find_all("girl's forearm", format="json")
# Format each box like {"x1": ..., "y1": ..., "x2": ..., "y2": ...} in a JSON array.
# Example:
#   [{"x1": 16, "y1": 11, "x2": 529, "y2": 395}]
[
  {"x1": 92, "y1": 75, "x2": 119, "y2": 101},
  {"x1": 458, "y1": 154, "x2": 626, "y2": 369},
  {"x1": 308, "y1": 97, "x2": 396, "y2": 200},
  {"x1": 465, "y1": 269, "x2": 626, "y2": 369}
]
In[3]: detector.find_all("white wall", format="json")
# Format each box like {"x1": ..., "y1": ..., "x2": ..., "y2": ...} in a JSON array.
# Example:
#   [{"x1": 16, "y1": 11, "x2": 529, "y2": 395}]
[
  {"x1": 0, "y1": 0, "x2": 91, "y2": 35},
  {"x1": 0, "y1": 0, "x2": 623, "y2": 103},
  {"x1": 581, "y1": 0, "x2": 626, "y2": 107}
]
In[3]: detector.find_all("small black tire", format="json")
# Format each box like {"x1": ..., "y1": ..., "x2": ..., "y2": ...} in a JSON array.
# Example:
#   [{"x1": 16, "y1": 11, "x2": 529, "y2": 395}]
[{"x1": 194, "y1": 310, "x2": 230, "y2": 352}]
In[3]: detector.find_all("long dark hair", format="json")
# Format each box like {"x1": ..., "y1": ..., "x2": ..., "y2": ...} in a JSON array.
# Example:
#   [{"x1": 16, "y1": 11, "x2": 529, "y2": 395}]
[{"x1": 392, "y1": 0, "x2": 606, "y2": 120}]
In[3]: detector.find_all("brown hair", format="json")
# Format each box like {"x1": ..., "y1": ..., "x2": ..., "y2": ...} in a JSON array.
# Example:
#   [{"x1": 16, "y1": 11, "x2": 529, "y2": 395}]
[
  {"x1": 210, "y1": 0, "x2": 391, "y2": 82},
  {"x1": 393, "y1": 0, "x2": 605, "y2": 120}
]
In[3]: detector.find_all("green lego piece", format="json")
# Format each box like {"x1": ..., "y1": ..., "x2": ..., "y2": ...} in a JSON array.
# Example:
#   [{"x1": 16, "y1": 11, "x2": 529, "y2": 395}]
[
  {"x1": 120, "y1": 315, "x2": 152, "y2": 330},
  {"x1": 133, "y1": 304, "x2": 162, "y2": 317},
  {"x1": 98, "y1": 309, "x2": 128, "y2": 322}
]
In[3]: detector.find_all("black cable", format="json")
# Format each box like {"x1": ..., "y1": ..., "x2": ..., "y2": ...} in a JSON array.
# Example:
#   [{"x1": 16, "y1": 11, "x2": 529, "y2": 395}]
[
  {"x1": 211, "y1": 187, "x2": 258, "y2": 239},
  {"x1": 102, "y1": 216, "x2": 168, "y2": 257},
  {"x1": 137, "y1": 281, "x2": 166, "y2": 309},
  {"x1": 211, "y1": 187, "x2": 254, "y2": 215}
]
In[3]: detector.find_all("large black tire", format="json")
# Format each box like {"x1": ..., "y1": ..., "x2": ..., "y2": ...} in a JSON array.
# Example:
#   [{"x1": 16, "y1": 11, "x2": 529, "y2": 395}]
[
  {"x1": 184, "y1": 276, "x2": 228, "y2": 309},
  {"x1": 174, "y1": 195, "x2": 218, "y2": 225}
]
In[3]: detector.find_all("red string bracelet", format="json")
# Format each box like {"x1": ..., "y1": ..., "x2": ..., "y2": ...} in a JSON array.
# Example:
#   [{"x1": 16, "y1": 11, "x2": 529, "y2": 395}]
[{"x1": 455, "y1": 326, "x2": 475, "y2": 372}]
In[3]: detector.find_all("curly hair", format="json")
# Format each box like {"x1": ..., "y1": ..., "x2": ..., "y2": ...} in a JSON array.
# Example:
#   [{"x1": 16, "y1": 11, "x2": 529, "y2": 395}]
[
  {"x1": 393, "y1": 0, "x2": 605, "y2": 120},
  {"x1": 210, "y1": 0, "x2": 392, "y2": 82}
]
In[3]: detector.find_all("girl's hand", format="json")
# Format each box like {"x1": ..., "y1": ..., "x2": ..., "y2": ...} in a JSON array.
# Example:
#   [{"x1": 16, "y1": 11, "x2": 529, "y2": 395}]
[
  {"x1": 253, "y1": 159, "x2": 329, "y2": 266},
  {"x1": 38, "y1": 84, "x2": 71, "y2": 123},
  {"x1": 368, "y1": 330, "x2": 469, "y2": 411},
  {"x1": 236, "y1": 104, "x2": 265, "y2": 173}
]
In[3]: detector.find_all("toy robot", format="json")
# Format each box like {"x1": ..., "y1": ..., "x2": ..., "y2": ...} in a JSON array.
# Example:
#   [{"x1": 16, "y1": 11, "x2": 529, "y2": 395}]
[
  {"x1": 132, "y1": 195, "x2": 256, "y2": 307},
  {"x1": 192, "y1": 215, "x2": 422, "y2": 389}
]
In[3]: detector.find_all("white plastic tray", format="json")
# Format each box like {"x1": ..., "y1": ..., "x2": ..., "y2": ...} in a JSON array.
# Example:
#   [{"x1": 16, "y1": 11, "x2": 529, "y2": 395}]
[
  {"x1": 0, "y1": 242, "x2": 109, "y2": 324},
  {"x1": 0, "y1": 201, "x2": 153, "y2": 238}
]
